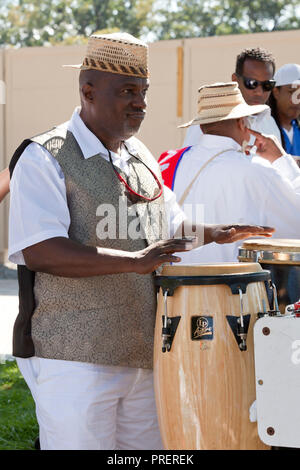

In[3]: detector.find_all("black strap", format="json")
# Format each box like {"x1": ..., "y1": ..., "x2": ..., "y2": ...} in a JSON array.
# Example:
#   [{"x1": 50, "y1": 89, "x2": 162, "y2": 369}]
[
  {"x1": 9, "y1": 139, "x2": 33, "y2": 177},
  {"x1": 9, "y1": 139, "x2": 36, "y2": 357}
]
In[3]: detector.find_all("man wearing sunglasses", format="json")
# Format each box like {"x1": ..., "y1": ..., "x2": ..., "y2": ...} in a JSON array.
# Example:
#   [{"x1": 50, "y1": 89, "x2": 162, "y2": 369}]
[
  {"x1": 184, "y1": 47, "x2": 281, "y2": 146},
  {"x1": 232, "y1": 48, "x2": 276, "y2": 106}
]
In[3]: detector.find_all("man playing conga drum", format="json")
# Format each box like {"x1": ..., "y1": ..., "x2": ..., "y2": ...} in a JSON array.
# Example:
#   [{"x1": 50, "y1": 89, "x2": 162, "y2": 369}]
[{"x1": 8, "y1": 35, "x2": 274, "y2": 450}]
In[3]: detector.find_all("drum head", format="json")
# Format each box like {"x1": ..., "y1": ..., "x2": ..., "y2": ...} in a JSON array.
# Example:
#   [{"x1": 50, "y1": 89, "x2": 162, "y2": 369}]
[
  {"x1": 161, "y1": 262, "x2": 263, "y2": 276},
  {"x1": 240, "y1": 238, "x2": 300, "y2": 252},
  {"x1": 238, "y1": 238, "x2": 300, "y2": 264}
]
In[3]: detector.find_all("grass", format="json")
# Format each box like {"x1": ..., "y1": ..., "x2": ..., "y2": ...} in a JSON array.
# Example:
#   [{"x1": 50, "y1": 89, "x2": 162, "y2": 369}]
[{"x1": 0, "y1": 360, "x2": 38, "y2": 450}]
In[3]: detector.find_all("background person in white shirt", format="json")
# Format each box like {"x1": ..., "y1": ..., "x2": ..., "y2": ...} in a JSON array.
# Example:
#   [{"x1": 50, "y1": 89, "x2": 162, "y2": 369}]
[
  {"x1": 268, "y1": 63, "x2": 300, "y2": 163},
  {"x1": 184, "y1": 47, "x2": 281, "y2": 147},
  {"x1": 160, "y1": 82, "x2": 300, "y2": 264}
]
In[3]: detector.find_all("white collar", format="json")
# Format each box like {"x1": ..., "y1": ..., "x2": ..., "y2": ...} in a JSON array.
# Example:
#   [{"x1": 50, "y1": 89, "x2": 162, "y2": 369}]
[
  {"x1": 67, "y1": 107, "x2": 138, "y2": 161},
  {"x1": 195, "y1": 134, "x2": 242, "y2": 151}
]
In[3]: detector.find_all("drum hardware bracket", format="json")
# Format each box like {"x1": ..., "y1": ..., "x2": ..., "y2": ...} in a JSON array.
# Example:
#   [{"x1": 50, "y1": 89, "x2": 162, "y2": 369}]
[
  {"x1": 270, "y1": 282, "x2": 280, "y2": 313},
  {"x1": 285, "y1": 304, "x2": 300, "y2": 317},
  {"x1": 257, "y1": 310, "x2": 281, "y2": 318},
  {"x1": 155, "y1": 272, "x2": 271, "y2": 297},
  {"x1": 161, "y1": 315, "x2": 181, "y2": 352},
  {"x1": 226, "y1": 315, "x2": 251, "y2": 351},
  {"x1": 161, "y1": 290, "x2": 181, "y2": 352}
]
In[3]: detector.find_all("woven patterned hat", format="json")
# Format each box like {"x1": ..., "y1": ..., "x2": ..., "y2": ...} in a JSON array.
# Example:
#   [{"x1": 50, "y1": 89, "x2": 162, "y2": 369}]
[
  {"x1": 64, "y1": 32, "x2": 149, "y2": 79},
  {"x1": 179, "y1": 82, "x2": 268, "y2": 127}
]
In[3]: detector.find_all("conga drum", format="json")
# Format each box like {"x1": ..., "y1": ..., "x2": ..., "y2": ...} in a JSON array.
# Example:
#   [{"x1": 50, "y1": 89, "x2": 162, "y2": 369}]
[
  {"x1": 238, "y1": 239, "x2": 300, "y2": 314},
  {"x1": 154, "y1": 263, "x2": 271, "y2": 450}
]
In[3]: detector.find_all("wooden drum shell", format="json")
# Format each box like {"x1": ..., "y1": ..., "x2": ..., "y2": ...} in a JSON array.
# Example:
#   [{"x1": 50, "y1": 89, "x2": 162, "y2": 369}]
[{"x1": 154, "y1": 263, "x2": 270, "y2": 450}]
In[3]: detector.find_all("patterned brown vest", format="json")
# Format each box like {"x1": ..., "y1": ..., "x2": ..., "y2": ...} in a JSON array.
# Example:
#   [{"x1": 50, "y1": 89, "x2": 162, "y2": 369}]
[{"x1": 22, "y1": 125, "x2": 167, "y2": 369}]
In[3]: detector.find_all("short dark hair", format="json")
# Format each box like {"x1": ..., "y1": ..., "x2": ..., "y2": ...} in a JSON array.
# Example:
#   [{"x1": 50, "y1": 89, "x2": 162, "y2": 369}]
[{"x1": 235, "y1": 47, "x2": 276, "y2": 76}]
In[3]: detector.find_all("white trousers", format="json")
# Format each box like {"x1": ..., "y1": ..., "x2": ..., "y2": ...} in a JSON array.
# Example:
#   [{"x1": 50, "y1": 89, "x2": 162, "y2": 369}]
[{"x1": 17, "y1": 357, "x2": 163, "y2": 450}]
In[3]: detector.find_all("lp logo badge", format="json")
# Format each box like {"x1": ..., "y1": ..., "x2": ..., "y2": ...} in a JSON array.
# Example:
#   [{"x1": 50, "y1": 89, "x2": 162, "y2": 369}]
[{"x1": 191, "y1": 316, "x2": 213, "y2": 341}]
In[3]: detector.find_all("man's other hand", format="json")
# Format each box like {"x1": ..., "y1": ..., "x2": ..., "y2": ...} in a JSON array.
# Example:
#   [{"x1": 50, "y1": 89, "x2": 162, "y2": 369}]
[
  {"x1": 207, "y1": 224, "x2": 275, "y2": 245},
  {"x1": 134, "y1": 237, "x2": 197, "y2": 274}
]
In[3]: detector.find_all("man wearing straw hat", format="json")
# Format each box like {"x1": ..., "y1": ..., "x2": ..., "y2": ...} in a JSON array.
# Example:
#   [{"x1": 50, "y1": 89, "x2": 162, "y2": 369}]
[
  {"x1": 7, "y1": 35, "x2": 274, "y2": 450},
  {"x1": 159, "y1": 81, "x2": 300, "y2": 264}
]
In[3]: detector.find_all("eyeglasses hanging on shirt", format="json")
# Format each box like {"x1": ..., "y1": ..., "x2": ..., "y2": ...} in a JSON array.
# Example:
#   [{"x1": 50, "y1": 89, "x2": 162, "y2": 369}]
[{"x1": 107, "y1": 143, "x2": 163, "y2": 204}]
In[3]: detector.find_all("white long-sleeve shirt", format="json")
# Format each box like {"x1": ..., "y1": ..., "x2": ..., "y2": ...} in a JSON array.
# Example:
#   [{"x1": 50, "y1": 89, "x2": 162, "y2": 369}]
[
  {"x1": 8, "y1": 108, "x2": 186, "y2": 265},
  {"x1": 172, "y1": 134, "x2": 300, "y2": 263}
]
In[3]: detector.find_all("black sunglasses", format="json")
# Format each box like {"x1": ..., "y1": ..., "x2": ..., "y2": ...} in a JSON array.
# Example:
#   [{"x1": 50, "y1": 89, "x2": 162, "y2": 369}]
[{"x1": 237, "y1": 74, "x2": 276, "y2": 92}]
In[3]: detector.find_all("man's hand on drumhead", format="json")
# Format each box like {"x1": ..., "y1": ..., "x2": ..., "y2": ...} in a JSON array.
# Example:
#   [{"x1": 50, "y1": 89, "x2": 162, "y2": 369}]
[
  {"x1": 133, "y1": 237, "x2": 198, "y2": 274},
  {"x1": 207, "y1": 224, "x2": 275, "y2": 245}
]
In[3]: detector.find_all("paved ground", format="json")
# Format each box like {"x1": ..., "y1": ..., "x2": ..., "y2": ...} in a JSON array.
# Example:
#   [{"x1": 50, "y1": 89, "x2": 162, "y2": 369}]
[{"x1": 0, "y1": 264, "x2": 18, "y2": 361}]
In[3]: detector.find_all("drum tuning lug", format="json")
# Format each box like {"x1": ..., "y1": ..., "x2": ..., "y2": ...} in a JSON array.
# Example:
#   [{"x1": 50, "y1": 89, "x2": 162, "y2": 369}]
[
  {"x1": 237, "y1": 317, "x2": 248, "y2": 351},
  {"x1": 226, "y1": 315, "x2": 251, "y2": 352},
  {"x1": 161, "y1": 290, "x2": 181, "y2": 352},
  {"x1": 162, "y1": 321, "x2": 171, "y2": 353},
  {"x1": 161, "y1": 316, "x2": 181, "y2": 353},
  {"x1": 162, "y1": 343, "x2": 170, "y2": 354},
  {"x1": 270, "y1": 282, "x2": 280, "y2": 313},
  {"x1": 226, "y1": 289, "x2": 250, "y2": 351}
]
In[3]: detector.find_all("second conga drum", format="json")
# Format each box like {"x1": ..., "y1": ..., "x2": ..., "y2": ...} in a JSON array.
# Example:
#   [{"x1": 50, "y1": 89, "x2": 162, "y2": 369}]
[
  {"x1": 154, "y1": 263, "x2": 270, "y2": 450},
  {"x1": 238, "y1": 239, "x2": 300, "y2": 313}
]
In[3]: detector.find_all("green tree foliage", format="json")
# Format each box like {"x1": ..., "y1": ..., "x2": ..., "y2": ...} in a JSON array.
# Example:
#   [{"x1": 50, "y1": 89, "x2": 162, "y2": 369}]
[
  {"x1": 0, "y1": 0, "x2": 155, "y2": 47},
  {"x1": 72, "y1": 0, "x2": 155, "y2": 37},
  {"x1": 152, "y1": 0, "x2": 300, "y2": 39},
  {"x1": 0, "y1": 0, "x2": 76, "y2": 46},
  {"x1": 0, "y1": 0, "x2": 299, "y2": 47}
]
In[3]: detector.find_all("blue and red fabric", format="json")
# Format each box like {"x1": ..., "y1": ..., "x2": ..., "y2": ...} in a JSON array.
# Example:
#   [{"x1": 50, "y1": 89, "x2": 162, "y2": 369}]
[{"x1": 158, "y1": 146, "x2": 191, "y2": 190}]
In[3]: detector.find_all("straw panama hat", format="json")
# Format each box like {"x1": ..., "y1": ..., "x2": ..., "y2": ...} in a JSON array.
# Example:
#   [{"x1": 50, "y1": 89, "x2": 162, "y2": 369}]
[
  {"x1": 63, "y1": 32, "x2": 149, "y2": 79},
  {"x1": 179, "y1": 82, "x2": 269, "y2": 127}
]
